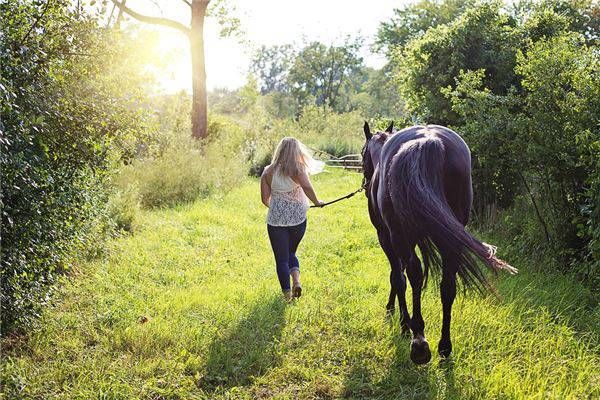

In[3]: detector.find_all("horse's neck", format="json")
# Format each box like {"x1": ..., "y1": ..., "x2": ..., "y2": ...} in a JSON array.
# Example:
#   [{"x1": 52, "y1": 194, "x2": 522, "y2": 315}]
[{"x1": 371, "y1": 149, "x2": 383, "y2": 169}]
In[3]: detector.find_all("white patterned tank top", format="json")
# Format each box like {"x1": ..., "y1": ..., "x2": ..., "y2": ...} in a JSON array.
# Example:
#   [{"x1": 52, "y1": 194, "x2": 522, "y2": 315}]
[{"x1": 267, "y1": 167, "x2": 310, "y2": 226}]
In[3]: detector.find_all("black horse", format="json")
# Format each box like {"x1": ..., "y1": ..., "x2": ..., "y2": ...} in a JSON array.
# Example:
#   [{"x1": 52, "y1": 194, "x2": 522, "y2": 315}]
[{"x1": 362, "y1": 122, "x2": 517, "y2": 364}]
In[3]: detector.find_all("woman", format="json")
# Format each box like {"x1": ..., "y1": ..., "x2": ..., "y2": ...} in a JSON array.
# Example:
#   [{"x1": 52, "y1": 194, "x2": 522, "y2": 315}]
[{"x1": 261, "y1": 137, "x2": 324, "y2": 300}]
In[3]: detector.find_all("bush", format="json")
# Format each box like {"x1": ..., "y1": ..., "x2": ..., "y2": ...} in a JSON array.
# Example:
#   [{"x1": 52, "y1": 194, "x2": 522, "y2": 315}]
[
  {"x1": 0, "y1": 2, "x2": 155, "y2": 334},
  {"x1": 386, "y1": 0, "x2": 599, "y2": 279},
  {"x1": 106, "y1": 185, "x2": 141, "y2": 233},
  {"x1": 237, "y1": 103, "x2": 372, "y2": 175},
  {"x1": 315, "y1": 141, "x2": 358, "y2": 158},
  {"x1": 114, "y1": 116, "x2": 250, "y2": 209},
  {"x1": 239, "y1": 102, "x2": 406, "y2": 174},
  {"x1": 249, "y1": 147, "x2": 273, "y2": 177},
  {"x1": 297, "y1": 105, "x2": 365, "y2": 154}
]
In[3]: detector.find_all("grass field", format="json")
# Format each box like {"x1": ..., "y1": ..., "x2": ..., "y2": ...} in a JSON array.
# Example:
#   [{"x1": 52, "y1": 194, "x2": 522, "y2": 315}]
[{"x1": 2, "y1": 170, "x2": 598, "y2": 399}]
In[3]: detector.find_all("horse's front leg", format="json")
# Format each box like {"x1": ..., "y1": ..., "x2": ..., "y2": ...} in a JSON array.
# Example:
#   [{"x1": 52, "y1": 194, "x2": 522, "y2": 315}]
[
  {"x1": 404, "y1": 249, "x2": 431, "y2": 365},
  {"x1": 439, "y1": 257, "x2": 458, "y2": 358}
]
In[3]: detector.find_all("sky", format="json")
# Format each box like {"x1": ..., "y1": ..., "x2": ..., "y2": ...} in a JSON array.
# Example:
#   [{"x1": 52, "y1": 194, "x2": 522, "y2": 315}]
[{"x1": 121, "y1": 0, "x2": 407, "y2": 92}]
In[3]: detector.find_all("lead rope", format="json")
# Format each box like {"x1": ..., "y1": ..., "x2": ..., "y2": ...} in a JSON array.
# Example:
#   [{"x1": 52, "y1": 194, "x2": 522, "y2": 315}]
[{"x1": 310, "y1": 178, "x2": 368, "y2": 208}]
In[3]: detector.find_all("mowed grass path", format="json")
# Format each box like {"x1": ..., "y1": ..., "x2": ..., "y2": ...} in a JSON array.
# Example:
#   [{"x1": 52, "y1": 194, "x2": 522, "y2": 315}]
[{"x1": 2, "y1": 171, "x2": 598, "y2": 399}]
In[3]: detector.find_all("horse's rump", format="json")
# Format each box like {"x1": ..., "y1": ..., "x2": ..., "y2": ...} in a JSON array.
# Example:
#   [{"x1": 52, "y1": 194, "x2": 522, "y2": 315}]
[{"x1": 386, "y1": 133, "x2": 516, "y2": 292}]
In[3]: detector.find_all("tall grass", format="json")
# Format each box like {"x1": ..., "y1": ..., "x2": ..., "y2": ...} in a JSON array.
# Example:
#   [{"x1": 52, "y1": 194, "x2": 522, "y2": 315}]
[
  {"x1": 296, "y1": 105, "x2": 366, "y2": 156},
  {"x1": 115, "y1": 139, "x2": 246, "y2": 209},
  {"x1": 108, "y1": 115, "x2": 252, "y2": 230},
  {"x1": 2, "y1": 171, "x2": 597, "y2": 399},
  {"x1": 245, "y1": 104, "x2": 397, "y2": 177}
]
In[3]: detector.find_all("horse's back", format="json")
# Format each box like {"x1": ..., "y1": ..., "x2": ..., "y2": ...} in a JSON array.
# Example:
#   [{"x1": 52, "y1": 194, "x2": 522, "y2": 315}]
[{"x1": 382, "y1": 125, "x2": 469, "y2": 162}]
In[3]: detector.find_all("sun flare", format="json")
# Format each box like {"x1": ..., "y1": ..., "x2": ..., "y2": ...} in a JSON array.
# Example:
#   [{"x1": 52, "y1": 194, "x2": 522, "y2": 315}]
[
  {"x1": 151, "y1": 30, "x2": 191, "y2": 93},
  {"x1": 147, "y1": 27, "x2": 247, "y2": 93}
]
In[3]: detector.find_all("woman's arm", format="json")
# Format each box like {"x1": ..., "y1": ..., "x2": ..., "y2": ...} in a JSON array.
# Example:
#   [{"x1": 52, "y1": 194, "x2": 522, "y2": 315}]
[
  {"x1": 260, "y1": 166, "x2": 272, "y2": 207},
  {"x1": 294, "y1": 170, "x2": 323, "y2": 207}
]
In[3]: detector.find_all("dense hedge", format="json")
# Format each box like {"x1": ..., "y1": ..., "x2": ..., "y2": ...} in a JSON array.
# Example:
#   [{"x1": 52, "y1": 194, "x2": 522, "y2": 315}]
[{"x1": 0, "y1": 1, "x2": 152, "y2": 334}]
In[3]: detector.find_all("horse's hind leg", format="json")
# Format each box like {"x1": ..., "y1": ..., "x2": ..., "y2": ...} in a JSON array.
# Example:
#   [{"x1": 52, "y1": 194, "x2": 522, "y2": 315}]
[
  {"x1": 386, "y1": 270, "x2": 396, "y2": 315},
  {"x1": 390, "y1": 267, "x2": 411, "y2": 335},
  {"x1": 439, "y1": 255, "x2": 458, "y2": 357},
  {"x1": 401, "y1": 245, "x2": 431, "y2": 365},
  {"x1": 378, "y1": 231, "x2": 410, "y2": 333}
]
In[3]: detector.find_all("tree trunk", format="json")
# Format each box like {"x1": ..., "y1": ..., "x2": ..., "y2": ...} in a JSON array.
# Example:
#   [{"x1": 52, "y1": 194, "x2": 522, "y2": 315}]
[{"x1": 190, "y1": 0, "x2": 209, "y2": 139}]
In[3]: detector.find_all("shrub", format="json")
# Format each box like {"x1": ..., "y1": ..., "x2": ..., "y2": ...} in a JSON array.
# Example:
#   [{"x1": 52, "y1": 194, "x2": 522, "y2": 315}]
[
  {"x1": 297, "y1": 105, "x2": 365, "y2": 154},
  {"x1": 249, "y1": 148, "x2": 273, "y2": 177},
  {"x1": 0, "y1": 1, "x2": 155, "y2": 334},
  {"x1": 114, "y1": 116, "x2": 250, "y2": 209},
  {"x1": 106, "y1": 185, "x2": 141, "y2": 233},
  {"x1": 446, "y1": 29, "x2": 599, "y2": 274}
]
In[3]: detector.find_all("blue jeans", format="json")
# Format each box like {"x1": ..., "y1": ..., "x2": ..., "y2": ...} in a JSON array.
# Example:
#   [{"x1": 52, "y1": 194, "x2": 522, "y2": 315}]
[{"x1": 267, "y1": 220, "x2": 307, "y2": 292}]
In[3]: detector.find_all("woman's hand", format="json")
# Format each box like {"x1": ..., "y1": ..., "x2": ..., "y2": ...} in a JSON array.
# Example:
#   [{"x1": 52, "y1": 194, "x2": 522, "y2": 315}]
[{"x1": 314, "y1": 200, "x2": 325, "y2": 208}]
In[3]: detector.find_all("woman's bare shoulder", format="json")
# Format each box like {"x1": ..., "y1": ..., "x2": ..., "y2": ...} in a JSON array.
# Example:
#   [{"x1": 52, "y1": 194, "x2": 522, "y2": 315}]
[{"x1": 262, "y1": 164, "x2": 274, "y2": 179}]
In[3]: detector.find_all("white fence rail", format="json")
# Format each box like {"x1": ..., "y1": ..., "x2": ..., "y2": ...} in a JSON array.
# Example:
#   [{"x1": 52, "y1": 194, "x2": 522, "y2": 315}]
[
  {"x1": 325, "y1": 154, "x2": 362, "y2": 172},
  {"x1": 308, "y1": 147, "x2": 362, "y2": 172}
]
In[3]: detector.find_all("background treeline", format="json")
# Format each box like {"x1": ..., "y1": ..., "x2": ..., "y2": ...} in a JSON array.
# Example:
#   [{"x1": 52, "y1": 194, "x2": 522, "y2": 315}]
[{"x1": 1, "y1": 0, "x2": 598, "y2": 336}]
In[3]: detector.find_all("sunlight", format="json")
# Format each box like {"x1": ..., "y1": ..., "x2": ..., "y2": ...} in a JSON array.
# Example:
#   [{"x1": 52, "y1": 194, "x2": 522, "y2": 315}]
[
  {"x1": 150, "y1": 26, "x2": 247, "y2": 93},
  {"x1": 153, "y1": 30, "x2": 191, "y2": 93}
]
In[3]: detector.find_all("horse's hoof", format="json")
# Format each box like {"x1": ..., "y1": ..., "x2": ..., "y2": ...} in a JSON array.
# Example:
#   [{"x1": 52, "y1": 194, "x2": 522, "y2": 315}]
[
  {"x1": 438, "y1": 340, "x2": 452, "y2": 358},
  {"x1": 410, "y1": 338, "x2": 432, "y2": 365}
]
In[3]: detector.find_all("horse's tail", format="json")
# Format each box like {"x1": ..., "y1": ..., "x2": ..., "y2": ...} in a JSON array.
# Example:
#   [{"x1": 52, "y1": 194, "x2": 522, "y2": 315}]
[{"x1": 388, "y1": 136, "x2": 517, "y2": 292}]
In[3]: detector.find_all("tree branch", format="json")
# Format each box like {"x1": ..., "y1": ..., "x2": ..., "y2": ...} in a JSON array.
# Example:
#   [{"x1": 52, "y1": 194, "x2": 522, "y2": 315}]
[
  {"x1": 20, "y1": 0, "x2": 52, "y2": 46},
  {"x1": 518, "y1": 170, "x2": 551, "y2": 243},
  {"x1": 181, "y1": 0, "x2": 192, "y2": 6},
  {"x1": 111, "y1": 0, "x2": 191, "y2": 36},
  {"x1": 106, "y1": 3, "x2": 117, "y2": 28}
]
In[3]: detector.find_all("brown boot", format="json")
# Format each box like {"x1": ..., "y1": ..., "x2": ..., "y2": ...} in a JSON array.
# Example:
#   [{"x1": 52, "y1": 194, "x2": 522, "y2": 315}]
[
  {"x1": 292, "y1": 283, "x2": 302, "y2": 299},
  {"x1": 283, "y1": 290, "x2": 293, "y2": 301}
]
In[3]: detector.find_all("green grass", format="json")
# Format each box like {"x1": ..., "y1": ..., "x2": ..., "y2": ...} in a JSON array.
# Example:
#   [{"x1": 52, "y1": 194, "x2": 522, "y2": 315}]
[{"x1": 2, "y1": 170, "x2": 598, "y2": 399}]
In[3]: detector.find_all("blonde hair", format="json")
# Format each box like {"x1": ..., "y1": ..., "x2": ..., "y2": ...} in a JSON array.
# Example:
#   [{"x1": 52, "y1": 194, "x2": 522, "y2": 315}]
[{"x1": 271, "y1": 137, "x2": 324, "y2": 177}]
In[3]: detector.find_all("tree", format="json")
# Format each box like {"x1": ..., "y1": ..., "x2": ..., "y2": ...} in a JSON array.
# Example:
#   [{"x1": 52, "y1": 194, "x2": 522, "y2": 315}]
[
  {"x1": 1, "y1": 0, "x2": 156, "y2": 333},
  {"x1": 373, "y1": 0, "x2": 599, "y2": 276},
  {"x1": 287, "y1": 38, "x2": 363, "y2": 112},
  {"x1": 352, "y1": 65, "x2": 406, "y2": 118},
  {"x1": 250, "y1": 44, "x2": 296, "y2": 94},
  {"x1": 393, "y1": 1, "x2": 519, "y2": 125},
  {"x1": 375, "y1": 0, "x2": 474, "y2": 56},
  {"x1": 111, "y1": 0, "x2": 238, "y2": 139}
]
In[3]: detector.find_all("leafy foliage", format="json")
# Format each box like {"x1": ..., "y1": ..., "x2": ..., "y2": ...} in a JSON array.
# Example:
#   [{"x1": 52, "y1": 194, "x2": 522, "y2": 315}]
[
  {"x1": 287, "y1": 38, "x2": 364, "y2": 112},
  {"x1": 113, "y1": 115, "x2": 250, "y2": 209},
  {"x1": 248, "y1": 39, "x2": 405, "y2": 119},
  {"x1": 250, "y1": 44, "x2": 296, "y2": 94},
  {"x1": 349, "y1": 65, "x2": 405, "y2": 119},
  {"x1": 0, "y1": 0, "x2": 155, "y2": 334},
  {"x1": 393, "y1": 1, "x2": 519, "y2": 125},
  {"x1": 375, "y1": 0, "x2": 475, "y2": 56},
  {"x1": 387, "y1": 0, "x2": 599, "y2": 275}
]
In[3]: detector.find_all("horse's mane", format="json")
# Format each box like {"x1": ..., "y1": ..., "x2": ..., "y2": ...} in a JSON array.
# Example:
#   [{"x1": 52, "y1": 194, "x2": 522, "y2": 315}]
[
  {"x1": 361, "y1": 132, "x2": 392, "y2": 184},
  {"x1": 360, "y1": 140, "x2": 374, "y2": 183}
]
